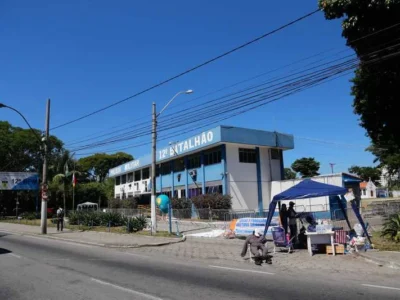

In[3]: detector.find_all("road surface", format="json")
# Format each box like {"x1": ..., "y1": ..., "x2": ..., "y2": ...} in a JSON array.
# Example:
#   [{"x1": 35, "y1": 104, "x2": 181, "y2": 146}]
[{"x1": 1, "y1": 231, "x2": 399, "y2": 300}]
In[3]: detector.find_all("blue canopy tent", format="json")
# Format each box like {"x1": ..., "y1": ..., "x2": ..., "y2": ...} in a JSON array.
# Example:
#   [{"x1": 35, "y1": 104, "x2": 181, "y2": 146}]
[{"x1": 263, "y1": 179, "x2": 371, "y2": 243}]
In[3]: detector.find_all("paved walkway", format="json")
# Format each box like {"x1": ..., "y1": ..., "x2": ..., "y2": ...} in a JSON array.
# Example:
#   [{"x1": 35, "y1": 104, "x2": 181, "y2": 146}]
[
  {"x1": 130, "y1": 237, "x2": 400, "y2": 275},
  {"x1": 0, "y1": 222, "x2": 183, "y2": 247},
  {"x1": 1, "y1": 222, "x2": 398, "y2": 275}
]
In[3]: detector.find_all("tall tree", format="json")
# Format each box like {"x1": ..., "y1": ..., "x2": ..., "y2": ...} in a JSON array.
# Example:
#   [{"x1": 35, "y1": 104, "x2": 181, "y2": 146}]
[
  {"x1": 0, "y1": 121, "x2": 64, "y2": 173},
  {"x1": 77, "y1": 152, "x2": 133, "y2": 183},
  {"x1": 284, "y1": 168, "x2": 297, "y2": 180},
  {"x1": 319, "y1": 1, "x2": 400, "y2": 175},
  {"x1": 348, "y1": 165, "x2": 381, "y2": 183},
  {"x1": 291, "y1": 157, "x2": 320, "y2": 178}
]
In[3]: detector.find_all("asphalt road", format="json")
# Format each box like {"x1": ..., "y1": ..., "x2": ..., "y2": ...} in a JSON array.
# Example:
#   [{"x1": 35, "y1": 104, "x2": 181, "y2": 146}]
[{"x1": 1, "y1": 231, "x2": 400, "y2": 300}]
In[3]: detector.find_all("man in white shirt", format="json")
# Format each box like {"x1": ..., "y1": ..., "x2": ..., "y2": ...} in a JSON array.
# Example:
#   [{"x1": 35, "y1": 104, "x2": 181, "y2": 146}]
[{"x1": 56, "y1": 207, "x2": 64, "y2": 231}]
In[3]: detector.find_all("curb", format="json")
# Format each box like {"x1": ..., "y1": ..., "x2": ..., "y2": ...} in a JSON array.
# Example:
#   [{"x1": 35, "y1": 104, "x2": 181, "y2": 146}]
[
  {"x1": 355, "y1": 252, "x2": 400, "y2": 270},
  {"x1": 0, "y1": 229, "x2": 186, "y2": 249}
]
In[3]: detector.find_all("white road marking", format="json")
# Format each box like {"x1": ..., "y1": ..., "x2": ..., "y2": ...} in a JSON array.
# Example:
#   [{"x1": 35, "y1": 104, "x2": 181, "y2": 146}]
[
  {"x1": 209, "y1": 265, "x2": 275, "y2": 275},
  {"x1": 7, "y1": 253, "x2": 21, "y2": 259},
  {"x1": 362, "y1": 284, "x2": 400, "y2": 291},
  {"x1": 91, "y1": 278, "x2": 164, "y2": 300}
]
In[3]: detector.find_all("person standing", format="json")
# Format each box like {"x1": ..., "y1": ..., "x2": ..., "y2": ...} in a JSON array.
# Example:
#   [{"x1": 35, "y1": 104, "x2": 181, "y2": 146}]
[
  {"x1": 56, "y1": 206, "x2": 64, "y2": 231},
  {"x1": 279, "y1": 204, "x2": 288, "y2": 235},
  {"x1": 288, "y1": 201, "x2": 298, "y2": 241}
]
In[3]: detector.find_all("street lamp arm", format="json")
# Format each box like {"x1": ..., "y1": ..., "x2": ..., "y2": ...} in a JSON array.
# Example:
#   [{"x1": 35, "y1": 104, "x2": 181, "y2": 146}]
[
  {"x1": 157, "y1": 89, "x2": 193, "y2": 117},
  {"x1": 0, "y1": 103, "x2": 42, "y2": 144},
  {"x1": 157, "y1": 91, "x2": 185, "y2": 117}
]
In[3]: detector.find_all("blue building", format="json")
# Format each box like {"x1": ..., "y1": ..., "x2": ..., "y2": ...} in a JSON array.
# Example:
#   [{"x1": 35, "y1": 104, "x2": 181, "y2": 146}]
[{"x1": 108, "y1": 126, "x2": 294, "y2": 211}]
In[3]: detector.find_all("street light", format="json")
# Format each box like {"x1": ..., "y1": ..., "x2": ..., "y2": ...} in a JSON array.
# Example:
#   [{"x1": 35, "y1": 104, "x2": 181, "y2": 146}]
[
  {"x1": 151, "y1": 90, "x2": 193, "y2": 234},
  {"x1": 0, "y1": 100, "x2": 51, "y2": 234},
  {"x1": 0, "y1": 103, "x2": 42, "y2": 143}
]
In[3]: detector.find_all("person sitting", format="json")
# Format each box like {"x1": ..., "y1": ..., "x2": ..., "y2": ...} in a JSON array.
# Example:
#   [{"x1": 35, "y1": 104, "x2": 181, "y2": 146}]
[{"x1": 240, "y1": 229, "x2": 272, "y2": 265}]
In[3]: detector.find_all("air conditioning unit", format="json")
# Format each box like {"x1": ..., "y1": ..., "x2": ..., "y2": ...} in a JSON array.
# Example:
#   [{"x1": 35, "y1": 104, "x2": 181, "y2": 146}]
[{"x1": 189, "y1": 170, "x2": 197, "y2": 177}]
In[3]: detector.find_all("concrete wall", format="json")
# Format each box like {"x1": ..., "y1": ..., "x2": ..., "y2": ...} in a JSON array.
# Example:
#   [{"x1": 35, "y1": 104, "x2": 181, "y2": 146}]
[
  {"x1": 226, "y1": 144, "x2": 258, "y2": 210},
  {"x1": 270, "y1": 175, "x2": 343, "y2": 212}
]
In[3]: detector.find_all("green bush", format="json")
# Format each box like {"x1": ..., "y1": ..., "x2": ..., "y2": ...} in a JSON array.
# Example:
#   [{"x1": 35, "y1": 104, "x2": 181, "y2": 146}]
[
  {"x1": 19, "y1": 211, "x2": 37, "y2": 220},
  {"x1": 68, "y1": 211, "x2": 125, "y2": 227},
  {"x1": 381, "y1": 213, "x2": 400, "y2": 242},
  {"x1": 191, "y1": 193, "x2": 232, "y2": 209},
  {"x1": 121, "y1": 198, "x2": 138, "y2": 209},
  {"x1": 171, "y1": 197, "x2": 192, "y2": 219},
  {"x1": 108, "y1": 198, "x2": 121, "y2": 209},
  {"x1": 191, "y1": 194, "x2": 232, "y2": 220},
  {"x1": 126, "y1": 215, "x2": 148, "y2": 232}
]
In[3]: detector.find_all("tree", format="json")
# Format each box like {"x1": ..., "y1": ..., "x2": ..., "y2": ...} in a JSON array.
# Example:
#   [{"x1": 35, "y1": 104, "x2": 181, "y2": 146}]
[
  {"x1": 77, "y1": 152, "x2": 133, "y2": 183},
  {"x1": 284, "y1": 168, "x2": 297, "y2": 180},
  {"x1": 319, "y1": 1, "x2": 400, "y2": 174},
  {"x1": 0, "y1": 121, "x2": 64, "y2": 173},
  {"x1": 291, "y1": 157, "x2": 320, "y2": 178},
  {"x1": 348, "y1": 165, "x2": 381, "y2": 183}
]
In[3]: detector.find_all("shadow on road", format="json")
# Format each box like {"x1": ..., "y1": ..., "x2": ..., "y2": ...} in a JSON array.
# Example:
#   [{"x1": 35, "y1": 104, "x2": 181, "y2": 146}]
[{"x1": 0, "y1": 248, "x2": 12, "y2": 255}]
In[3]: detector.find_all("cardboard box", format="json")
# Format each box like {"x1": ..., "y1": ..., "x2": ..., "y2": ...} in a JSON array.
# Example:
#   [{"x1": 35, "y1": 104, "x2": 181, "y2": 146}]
[{"x1": 326, "y1": 244, "x2": 345, "y2": 255}]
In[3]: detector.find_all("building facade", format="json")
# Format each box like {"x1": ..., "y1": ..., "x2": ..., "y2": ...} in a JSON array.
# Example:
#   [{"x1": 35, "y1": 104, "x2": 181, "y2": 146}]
[
  {"x1": 108, "y1": 126, "x2": 294, "y2": 211},
  {"x1": 360, "y1": 179, "x2": 377, "y2": 199}
]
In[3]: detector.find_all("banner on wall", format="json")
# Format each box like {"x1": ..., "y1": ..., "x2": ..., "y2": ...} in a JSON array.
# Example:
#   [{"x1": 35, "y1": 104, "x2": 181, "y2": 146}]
[
  {"x1": 232, "y1": 217, "x2": 279, "y2": 236},
  {"x1": 0, "y1": 172, "x2": 39, "y2": 190}
]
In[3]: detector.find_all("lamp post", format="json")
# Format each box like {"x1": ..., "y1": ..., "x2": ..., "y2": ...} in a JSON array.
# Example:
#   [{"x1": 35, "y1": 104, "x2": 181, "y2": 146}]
[
  {"x1": 151, "y1": 90, "x2": 193, "y2": 234},
  {"x1": 0, "y1": 100, "x2": 50, "y2": 234}
]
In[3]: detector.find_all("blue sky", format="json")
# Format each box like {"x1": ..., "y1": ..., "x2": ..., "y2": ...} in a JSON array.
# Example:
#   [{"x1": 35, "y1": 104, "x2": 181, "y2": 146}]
[{"x1": 0, "y1": 0, "x2": 376, "y2": 174}]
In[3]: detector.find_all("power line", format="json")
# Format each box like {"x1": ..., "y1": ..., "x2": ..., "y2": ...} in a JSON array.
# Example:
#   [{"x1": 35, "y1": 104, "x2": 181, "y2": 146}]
[
  {"x1": 51, "y1": 9, "x2": 321, "y2": 131},
  {"x1": 71, "y1": 43, "x2": 400, "y2": 154},
  {"x1": 65, "y1": 22, "x2": 400, "y2": 147}
]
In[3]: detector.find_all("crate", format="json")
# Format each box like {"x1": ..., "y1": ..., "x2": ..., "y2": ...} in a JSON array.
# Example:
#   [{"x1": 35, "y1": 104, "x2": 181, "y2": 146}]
[{"x1": 326, "y1": 244, "x2": 345, "y2": 255}]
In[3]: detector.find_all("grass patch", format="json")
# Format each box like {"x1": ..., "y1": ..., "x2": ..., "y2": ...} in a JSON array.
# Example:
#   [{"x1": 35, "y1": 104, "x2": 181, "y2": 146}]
[{"x1": 372, "y1": 231, "x2": 400, "y2": 251}]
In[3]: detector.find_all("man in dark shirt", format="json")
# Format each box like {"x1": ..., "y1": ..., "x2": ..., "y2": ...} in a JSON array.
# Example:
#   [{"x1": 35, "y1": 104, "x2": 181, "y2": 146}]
[{"x1": 240, "y1": 229, "x2": 271, "y2": 265}]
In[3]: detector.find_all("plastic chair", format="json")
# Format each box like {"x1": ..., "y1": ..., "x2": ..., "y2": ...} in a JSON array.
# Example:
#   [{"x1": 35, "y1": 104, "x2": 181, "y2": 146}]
[{"x1": 271, "y1": 226, "x2": 294, "y2": 254}]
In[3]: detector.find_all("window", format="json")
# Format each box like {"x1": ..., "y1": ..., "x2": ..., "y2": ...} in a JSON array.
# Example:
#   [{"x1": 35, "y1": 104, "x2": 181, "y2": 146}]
[
  {"x1": 163, "y1": 190, "x2": 172, "y2": 199},
  {"x1": 187, "y1": 154, "x2": 201, "y2": 169},
  {"x1": 270, "y1": 149, "x2": 281, "y2": 160},
  {"x1": 239, "y1": 148, "x2": 256, "y2": 163},
  {"x1": 204, "y1": 147, "x2": 222, "y2": 166},
  {"x1": 362, "y1": 189, "x2": 366, "y2": 196},
  {"x1": 127, "y1": 173, "x2": 133, "y2": 183},
  {"x1": 160, "y1": 163, "x2": 171, "y2": 175},
  {"x1": 174, "y1": 159, "x2": 185, "y2": 172},
  {"x1": 206, "y1": 185, "x2": 223, "y2": 194},
  {"x1": 173, "y1": 190, "x2": 178, "y2": 198},
  {"x1": 134, "y1": 170, "x2": 141, "y2": 181},
  {"x1": 188, "y1": 187, "x2": 202, "y2": 198},
  {"x1": 142, "y1": 167, "x2": 150, "y2": 179},
  {"x1": 156, "y1": 165, "x2": 160, "y2": 176},
  {"x1": 121, "y1": 174, "x2": 127, "y2": 184},
  {"x1": 116, "y1": 176, "x2": 121, "y2": 186},
  {"x1": 180, "y1": 189, "x2": 186, "y2": 198}
]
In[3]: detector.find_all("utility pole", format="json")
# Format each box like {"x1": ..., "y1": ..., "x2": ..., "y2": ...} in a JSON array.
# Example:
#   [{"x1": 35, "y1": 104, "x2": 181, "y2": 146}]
[
  {"x1": 329, "y1": 163, "x2": 335, "y2": 174},
  {"x1": 150, "y1": 90, "x2": 193, "y2": 235},
  {"x1": 41, "y1": 99, "x2": 50, "y2": 234},
  {"x1": 151, "y1": 102, "x2": 157, "y2": 234}
]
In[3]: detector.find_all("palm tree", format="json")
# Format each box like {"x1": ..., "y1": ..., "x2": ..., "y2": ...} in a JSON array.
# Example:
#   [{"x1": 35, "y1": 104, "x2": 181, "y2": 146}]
[
  {"x1": 51, "y1": 150, "x2": 76, "y2": 212},
  {"x1": 381, "y1": 213, "x2": 400, "y2": 242}
]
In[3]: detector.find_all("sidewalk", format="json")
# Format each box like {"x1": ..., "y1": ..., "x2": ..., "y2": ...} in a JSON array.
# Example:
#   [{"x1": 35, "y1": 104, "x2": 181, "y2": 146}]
[
  {"x1": 0, "y1": 222, "x2": 185, "y2": 248},
  {"x1": 356, "y1": 250, "x2": 400, "y2": 269}
]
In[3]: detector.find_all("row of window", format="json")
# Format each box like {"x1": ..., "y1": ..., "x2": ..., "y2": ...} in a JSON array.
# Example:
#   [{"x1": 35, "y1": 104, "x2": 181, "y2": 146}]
[
  {"x1": 160, "y1": 185, "x2": 223, "y2": 199},
  {"x1": 115, "y1": 147, "x2": 281, "y2": 184},
  {"x1": 238, "y1": 148, "x2": 281, "y2": 163},
  {"x1": 116, "y1": 167, "x2": 150, "y2": 185}
]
